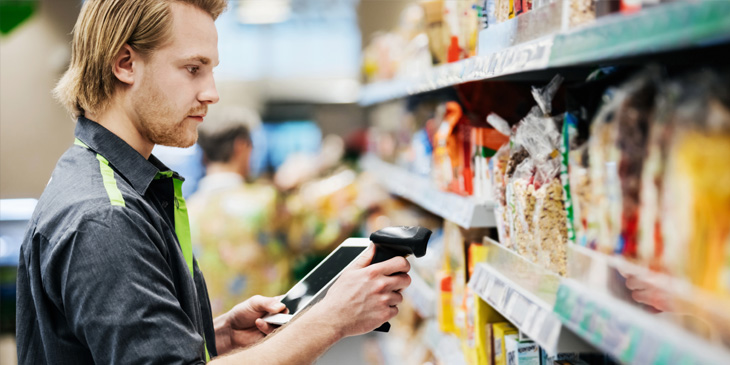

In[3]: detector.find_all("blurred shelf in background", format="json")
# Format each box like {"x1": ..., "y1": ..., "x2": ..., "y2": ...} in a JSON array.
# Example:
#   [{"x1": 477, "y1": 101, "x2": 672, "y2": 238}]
[
  {"x1": 360, "y1": 0, "x2": 730, "y2": 106},
  {"x1": 361, "y1": 155, "x2": 496, "y2": 229}
]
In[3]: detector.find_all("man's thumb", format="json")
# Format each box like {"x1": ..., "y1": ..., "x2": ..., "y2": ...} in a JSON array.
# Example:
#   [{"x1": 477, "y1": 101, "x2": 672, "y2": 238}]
[{"x1": 351, "y1": 243, "x2": 375, "y2": 269}]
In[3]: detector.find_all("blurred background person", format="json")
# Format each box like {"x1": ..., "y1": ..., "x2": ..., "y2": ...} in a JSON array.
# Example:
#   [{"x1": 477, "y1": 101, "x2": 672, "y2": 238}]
[{"x1": 188, "y1": 107, "x2": 290, "y2": 317}]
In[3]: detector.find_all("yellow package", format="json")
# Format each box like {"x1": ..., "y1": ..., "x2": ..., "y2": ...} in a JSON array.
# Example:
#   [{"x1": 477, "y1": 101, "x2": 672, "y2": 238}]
[
  {"x1": 475, "y1": 296, "x2": 505, "y2": 364},
  {"x1": 437, "y1": 270, "x2": 457, "y2": 334},
  {"x1": 492, "y1": 322, "x2": 518, "y2": 365}
]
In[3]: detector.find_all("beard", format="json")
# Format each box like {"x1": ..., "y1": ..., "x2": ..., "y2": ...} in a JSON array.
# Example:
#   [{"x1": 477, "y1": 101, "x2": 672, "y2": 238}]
[{"x1": 132, "y1": 77, "x2": 207, "y2": 148}]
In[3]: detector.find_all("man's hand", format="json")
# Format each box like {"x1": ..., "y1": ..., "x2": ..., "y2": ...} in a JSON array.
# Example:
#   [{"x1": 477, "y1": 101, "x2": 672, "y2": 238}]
[
  {"x1": 214, "y1": 295, "x2": 287, "y2": 355},
  {"x1": 312, "y1": 243, "x2": 412, "y2": 338},
  {"x1": 623, "y1": 273, "x2": 672, "y2": 313}
]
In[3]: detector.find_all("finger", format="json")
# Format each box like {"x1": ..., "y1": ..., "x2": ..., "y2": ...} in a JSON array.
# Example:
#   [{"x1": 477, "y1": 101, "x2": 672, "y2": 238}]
[
  {"x1": 382, "y1": 273, "x2": 411, "y2": 292},
  {"x1": 371, "y1": 256, "x2": 410, "y2": 276},
  {"x1": 350, "y1": 243, "x2": 375, "y2": 269},
  {"x1": 387, "y1": 305, "x2": 399, "y2": 320},
  {"x1": 386, "y1": 291, "x2": 404, "y2": 307},
  {"x1": 631, "y1": 290, "x2": 671, "y2": 312},
  {"x1": 249, "y1": 295, "x2": 287, "y2": 315},
  {"x1": 625, "y1": 276, "x2": 647, "y2": 291},
  {"x1": 255, "y1": 318, "x2": 277, "y2": 335}
]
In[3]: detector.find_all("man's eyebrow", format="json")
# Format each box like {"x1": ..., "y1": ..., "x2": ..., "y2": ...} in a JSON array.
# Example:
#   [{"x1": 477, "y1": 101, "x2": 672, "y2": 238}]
[{"x1": 182, "y1": 55, "x2": 212, "y2": 65}]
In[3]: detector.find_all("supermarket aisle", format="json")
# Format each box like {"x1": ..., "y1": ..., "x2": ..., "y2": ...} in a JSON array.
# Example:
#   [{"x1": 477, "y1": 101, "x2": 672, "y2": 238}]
[{"x1": 317, "y1": 334, "x2": 371, "y2": 365}]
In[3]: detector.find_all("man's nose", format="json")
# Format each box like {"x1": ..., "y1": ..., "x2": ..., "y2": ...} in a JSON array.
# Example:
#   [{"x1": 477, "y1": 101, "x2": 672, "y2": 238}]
[{"x1": 199, "y1": 74, "x2": 219, "y2": 105}]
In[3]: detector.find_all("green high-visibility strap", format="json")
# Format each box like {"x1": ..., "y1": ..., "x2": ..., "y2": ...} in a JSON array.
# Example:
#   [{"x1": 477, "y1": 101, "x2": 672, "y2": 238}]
[
  {"x1": 172, "y1": 177, "x2": 211, "y2": 362},
  {"x1": 158, "y1": 173, "x2": 211, "y2": 361},
  {"x1": 76, "y1": 138, "x2": 210, "y2": 361},
  {"x1": 75, "y1": 138, "x2": 125, "y2": 207},
  {"x1": 172, "y1": 177, "x2": 194, "y2": 277}
]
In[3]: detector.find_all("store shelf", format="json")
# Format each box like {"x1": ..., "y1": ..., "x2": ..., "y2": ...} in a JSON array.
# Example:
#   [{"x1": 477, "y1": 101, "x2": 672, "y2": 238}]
[
  {"x1": 360, "y1": 155, "x2": 496, "y2": 229},
  {"x1": 468, "y1": 239, "x2": 593, "y2": 356},
  {"x1": 359, "y1": 0, "x2": 730, "y2": 106},
  {"x1": 554, "y1": 245, "x2": 730, "y2": 365},
  {"x1": 424, "y1": 320, "x2": 467, "y2": 365},
  {"x1": 403, "y1": 266, "x2": 436, "y2": 319}
]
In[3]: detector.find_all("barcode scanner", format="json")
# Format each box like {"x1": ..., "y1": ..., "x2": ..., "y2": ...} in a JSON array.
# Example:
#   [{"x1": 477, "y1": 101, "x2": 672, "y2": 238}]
[{"x1": 369, "y1": 226, "x2": 432, "y2": 332}]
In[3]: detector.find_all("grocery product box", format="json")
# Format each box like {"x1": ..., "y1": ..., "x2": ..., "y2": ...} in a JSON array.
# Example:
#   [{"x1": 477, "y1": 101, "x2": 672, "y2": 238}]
[
  {"x1": 492, "y1": 322, "x2": 518, "y2": 365},
  {"x1": 505, "y1": 335, "x2": 540, "y2": 365}
]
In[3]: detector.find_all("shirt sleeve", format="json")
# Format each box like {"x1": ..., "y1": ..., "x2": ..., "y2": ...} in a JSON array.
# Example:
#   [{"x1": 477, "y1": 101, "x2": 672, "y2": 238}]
[{"x1": 41, "y1": 206, "x2": 207, "y2": 365}]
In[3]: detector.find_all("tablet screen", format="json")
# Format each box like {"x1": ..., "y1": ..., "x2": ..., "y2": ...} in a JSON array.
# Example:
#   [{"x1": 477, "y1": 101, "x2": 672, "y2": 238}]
[{"x1": 281, "y1": 246, "x2": 367, "y2": 314}]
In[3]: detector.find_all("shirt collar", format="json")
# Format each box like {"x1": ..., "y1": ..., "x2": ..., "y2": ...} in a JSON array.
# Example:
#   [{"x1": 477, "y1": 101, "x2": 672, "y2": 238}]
[{"x1": 74, "y1": 117, "x2": 180, "y2": 195}]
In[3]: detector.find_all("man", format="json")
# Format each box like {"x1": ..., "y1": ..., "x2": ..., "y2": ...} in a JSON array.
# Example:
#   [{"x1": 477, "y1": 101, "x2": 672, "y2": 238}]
[
  {"x1": 17, "y1": 1, "x2": 411, "y2": 364},
  {"x1": 188, "y1": 108, "x2": 290, "y2": 317}
]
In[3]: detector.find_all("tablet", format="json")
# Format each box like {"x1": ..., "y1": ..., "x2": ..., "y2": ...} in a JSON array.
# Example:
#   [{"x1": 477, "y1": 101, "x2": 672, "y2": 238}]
[{"x1": 263, "y1": 238, "x2": 370, "y2": 325}]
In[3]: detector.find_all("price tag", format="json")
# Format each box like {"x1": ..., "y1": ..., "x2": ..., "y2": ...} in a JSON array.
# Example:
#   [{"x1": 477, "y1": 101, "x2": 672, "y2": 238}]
[
  {"x1": 523, "y1": 303, "x2": 538, "y2": 334},
  {"x1": 625, "y1": 327, "x2": 651, "y2": 364},
  {"x1": 541, "y1": 314, "x2": 562, "y2": 353},
  {"x1": 489, "y1": 279, "x2": 506, "y2": 307},
  {"x1": 553, "y1": 284, "x2": 575, "y2": 319},
  {"x1": 530, "y1": 308, "x2": 547, "y2": 339},
  {"x1": 579, "y1": 300, "x2": 595, "y2": 333},
  {"x1": 589, "y1": 308, "x2": 609, "y2": 345},
  {"x1": 603, "y1": 311, "x2": 629, "y2": 354},
  {"x1": 507, "y1": 293, "x2": 529, "y2": 326}
]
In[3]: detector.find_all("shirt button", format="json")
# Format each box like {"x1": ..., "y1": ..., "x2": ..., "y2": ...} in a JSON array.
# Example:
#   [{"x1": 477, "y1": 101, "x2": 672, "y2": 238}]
[{"x1": 161, "y1": 201, "x2": 168, "y2": 208}]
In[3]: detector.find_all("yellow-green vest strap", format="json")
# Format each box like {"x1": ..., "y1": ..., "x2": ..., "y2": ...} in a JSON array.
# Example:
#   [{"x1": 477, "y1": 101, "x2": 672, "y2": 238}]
[
  {"x1": 74, "y1": 138, "x2": 125, "y2": 207},
  {"x1": 172, "y1": 178, "x2": 194, "y2": 277},
  {"x1": 158, "y1": 172, "x2": 210, "y2": 360}
]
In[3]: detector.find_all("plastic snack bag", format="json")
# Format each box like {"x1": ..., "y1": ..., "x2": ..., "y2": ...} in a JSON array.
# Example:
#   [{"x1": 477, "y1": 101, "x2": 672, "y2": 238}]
[
  {"x1": 637, "y1": 79, "x2": 680, "y2": 267},
  {"x1": 587, "y1": 87, "x2": 624, "y2": 254},
  {"x1": 659, "y1": 70, "x2": 730, "y2": 294},
  {"x1": 614, "y1": 70, "x2": 661, "y2": 258},
  {"x1": 515, "y1": 114, "x2": 568, "y2": 275},
  {"x1": 492, "y1": 143, "x2": 512, "y2": 247},
  {"x1": 509, "y1": 158, "x2": 537, "y2": 262}
]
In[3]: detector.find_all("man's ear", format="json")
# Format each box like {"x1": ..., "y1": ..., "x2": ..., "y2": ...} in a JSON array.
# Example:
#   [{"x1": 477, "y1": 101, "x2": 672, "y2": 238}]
[
  {"x1": 112, "y1": 44, "x2": 139, "y2": 86},
  {"x1": 233, "y1": 137, "x2": 251, "y2": 156}
]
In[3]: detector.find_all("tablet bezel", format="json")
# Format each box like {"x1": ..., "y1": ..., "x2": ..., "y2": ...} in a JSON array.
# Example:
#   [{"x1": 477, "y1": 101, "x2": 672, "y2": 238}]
[{"x1": 263, "y1": 237, "x2": 370, "y2": 325}]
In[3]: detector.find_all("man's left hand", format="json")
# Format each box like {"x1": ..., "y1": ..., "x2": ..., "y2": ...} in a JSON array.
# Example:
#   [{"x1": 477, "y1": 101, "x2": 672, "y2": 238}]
[{"x1": 214, "y1": 295, "x2": 286, "y2": 355}]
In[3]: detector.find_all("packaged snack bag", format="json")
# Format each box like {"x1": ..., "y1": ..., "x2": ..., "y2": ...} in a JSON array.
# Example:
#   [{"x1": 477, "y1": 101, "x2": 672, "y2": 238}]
[
  {"x1": 637, "y1": 79, "x2": 680, "y2": 267},
  {"x1": 614, "y1": 70, "x2": 661, "y2": 258},
  {"x1": 492, "y1": 144, "x2": 512, "y2": 247},
  {"x1": 659, "y1": 70, "x2": 730, "y2": 294},
  {"x1": 587, "y1": 88, "x2": 623, "y2": 254},
  {"x1": 515, "y1": 113, "x2": 568, "y2": 275}
]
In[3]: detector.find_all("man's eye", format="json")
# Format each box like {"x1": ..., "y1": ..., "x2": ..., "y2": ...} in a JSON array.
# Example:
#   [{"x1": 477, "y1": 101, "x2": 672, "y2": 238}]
[{"x1": 186, "y1": 66, "x2": 199, "y2": 75}]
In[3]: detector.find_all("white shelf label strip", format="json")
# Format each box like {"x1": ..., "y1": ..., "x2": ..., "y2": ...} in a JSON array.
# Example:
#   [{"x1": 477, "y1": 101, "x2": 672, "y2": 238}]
[{"x1": 469, "y1": 263, "x2": 561, "y2": 354}]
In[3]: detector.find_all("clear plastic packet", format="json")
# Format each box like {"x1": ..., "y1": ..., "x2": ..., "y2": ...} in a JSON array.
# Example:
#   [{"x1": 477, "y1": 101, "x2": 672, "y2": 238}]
[
  {"x1": 514, "y1": 114, "x2": 562, "y2": 185},
  {"x1": 491, "y1": 144, "x2": 512, "y2": 247},
  {"x1": 509, "y1": 159, "x2": 536, "y2": 262},
  {"x1": 587, "y1": 87, "x2": 624, "y2": 254},
  {"x1": 486, "y1": 113, "x2": 513, "y2": 137},
  {"x1": 532, "y1": 177, "x2": 569, "y2": 276},
  {"x1": 532, "y1": 74, "x2": 565, "y2": 116}
]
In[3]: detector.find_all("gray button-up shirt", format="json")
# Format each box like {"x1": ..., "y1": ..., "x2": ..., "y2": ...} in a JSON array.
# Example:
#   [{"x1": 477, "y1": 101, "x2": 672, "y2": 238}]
[{"x1": 17, "y1": 117, "x2": 216, "y2": 364}]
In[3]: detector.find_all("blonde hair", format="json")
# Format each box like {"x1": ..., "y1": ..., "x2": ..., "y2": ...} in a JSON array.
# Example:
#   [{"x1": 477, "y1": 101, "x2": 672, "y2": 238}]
[{"x1": 53, "y1": 0, "x2": 227, "y2": 118}]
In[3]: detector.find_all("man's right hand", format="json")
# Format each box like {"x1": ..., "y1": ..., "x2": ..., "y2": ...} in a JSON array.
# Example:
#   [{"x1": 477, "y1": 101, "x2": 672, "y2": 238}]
[{"x1": 312, "y1": 243, "x2": 412, "y2": 337}]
